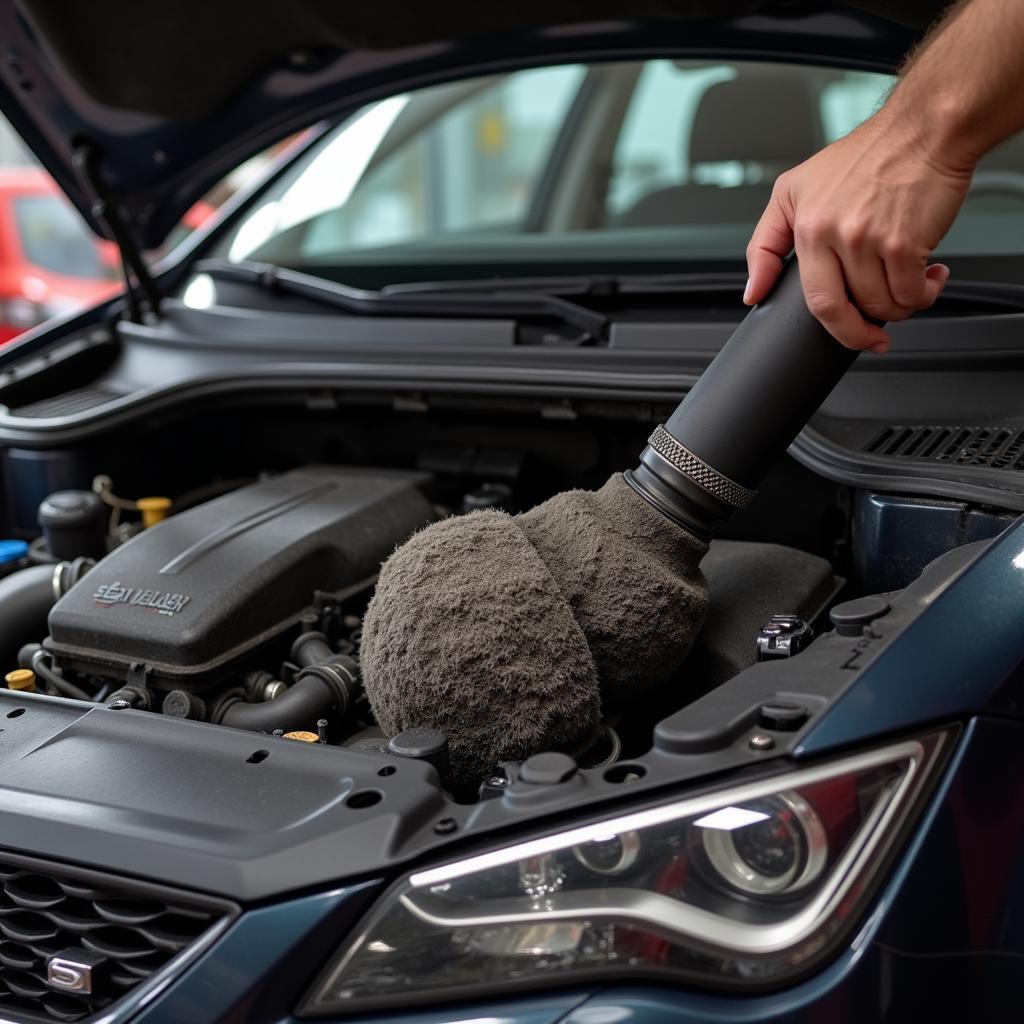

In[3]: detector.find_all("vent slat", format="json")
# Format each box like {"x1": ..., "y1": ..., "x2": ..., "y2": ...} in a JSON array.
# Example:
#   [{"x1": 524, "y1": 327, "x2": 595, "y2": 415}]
[{"x1": 866, "y1": 425, "x2": 1024, "y2": 472}]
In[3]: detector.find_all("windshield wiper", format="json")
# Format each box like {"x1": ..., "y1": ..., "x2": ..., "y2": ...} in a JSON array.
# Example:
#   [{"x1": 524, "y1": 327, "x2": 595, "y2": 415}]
[
  {"x1": 195, "y1": 260, "x2": 609, "y2": 342},
  {"x1": 382, "y1": 271, "x2": 746, "y2": 299}
]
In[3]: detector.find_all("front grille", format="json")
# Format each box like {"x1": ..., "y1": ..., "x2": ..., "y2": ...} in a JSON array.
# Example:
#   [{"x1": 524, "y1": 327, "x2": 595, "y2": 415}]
[
  {"x1": 865, "y1": 424, "x2": 1024, "y2": 471},
  {"x1": 0, "y1": 856, "x2": 227, "y2": 1023}
]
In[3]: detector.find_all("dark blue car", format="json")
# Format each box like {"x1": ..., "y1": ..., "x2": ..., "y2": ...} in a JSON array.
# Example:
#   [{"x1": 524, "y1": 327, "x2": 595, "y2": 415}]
[{"x1": 0, "y1": 2, "x2": 1019, "y2": 1022}]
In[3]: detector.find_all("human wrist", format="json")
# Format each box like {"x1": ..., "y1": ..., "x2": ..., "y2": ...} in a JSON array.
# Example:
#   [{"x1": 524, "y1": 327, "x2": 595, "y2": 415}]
[{"x1": 873, "y1": 86, "x2": 980, "y2": 178}]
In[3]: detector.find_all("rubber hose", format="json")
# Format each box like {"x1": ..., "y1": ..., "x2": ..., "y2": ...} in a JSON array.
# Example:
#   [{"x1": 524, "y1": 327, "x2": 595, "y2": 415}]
[
  {"x1": 217, "y1": 673, "x2": 344, "y2": 733},
  {"x1": 30, "y1": 649, "x2": 92, "y2": 702},
  {"x1": 0, "y1": 564, "x2": 55, "y2": 673}
]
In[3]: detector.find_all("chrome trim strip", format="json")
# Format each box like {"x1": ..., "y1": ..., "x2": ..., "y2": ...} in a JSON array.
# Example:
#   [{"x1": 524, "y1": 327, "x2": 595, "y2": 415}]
[
  {"x1": 89, "y1": 912, "x2": 234, "y2": 1024},
  {"x1": 404, "y1": 738, "x2": 936, "y2": 957}
]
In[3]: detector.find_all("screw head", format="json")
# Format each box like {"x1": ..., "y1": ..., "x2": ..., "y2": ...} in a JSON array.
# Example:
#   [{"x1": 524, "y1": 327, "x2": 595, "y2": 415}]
[
  {"x1": 434, "y1": 818, "x2": 458, "y2": 835},
  {"x1": 749, "y1": 733, "x2": 776, "y2": 751}
]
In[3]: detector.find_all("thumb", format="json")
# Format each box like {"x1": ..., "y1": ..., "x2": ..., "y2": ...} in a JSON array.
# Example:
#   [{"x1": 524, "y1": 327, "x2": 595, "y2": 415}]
[{"x1": 745, "y1": 190, "x2": 794, "y2": 306}]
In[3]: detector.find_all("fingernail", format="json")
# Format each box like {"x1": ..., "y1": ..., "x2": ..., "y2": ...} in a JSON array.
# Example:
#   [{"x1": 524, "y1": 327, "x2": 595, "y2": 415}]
[
  {"x1": 742, "y1": 279, "x2": 752, "y2": 304},
  {"x1": 869, "y1": 342, "x2": 889, "y2": 354}
]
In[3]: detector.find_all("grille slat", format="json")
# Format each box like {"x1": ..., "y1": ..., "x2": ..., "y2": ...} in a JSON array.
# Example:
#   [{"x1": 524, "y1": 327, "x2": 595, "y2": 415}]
[
  {"x1": 866, "y1": 424, "x2": 1024, "y2": 471},
  {"x1": 0, "y1": 863, "x2": 223, "y2": 1023}
]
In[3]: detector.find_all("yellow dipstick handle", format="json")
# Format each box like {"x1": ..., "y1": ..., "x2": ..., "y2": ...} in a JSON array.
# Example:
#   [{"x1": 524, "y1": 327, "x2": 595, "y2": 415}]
[{"x1": 137, "y1": 497, "x2": 172, "y2": 528}]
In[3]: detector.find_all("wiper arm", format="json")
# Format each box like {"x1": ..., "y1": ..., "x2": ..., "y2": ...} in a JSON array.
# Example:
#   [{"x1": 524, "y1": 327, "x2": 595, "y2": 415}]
[
  {"x1": 195, "y1": 260, "x2": 609, "y2": 342},
  {"x1": 383, "y1": 271, "x2": 746, "y2": 299}
]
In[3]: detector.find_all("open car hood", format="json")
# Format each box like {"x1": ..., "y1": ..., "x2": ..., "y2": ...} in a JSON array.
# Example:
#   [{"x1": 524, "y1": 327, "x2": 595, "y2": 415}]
[{"x1": 0, "y1": 0, "x2": 941, "y2": 250}]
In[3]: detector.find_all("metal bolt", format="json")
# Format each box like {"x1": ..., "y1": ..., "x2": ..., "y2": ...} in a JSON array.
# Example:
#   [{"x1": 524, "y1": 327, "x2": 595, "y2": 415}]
[
  {"x1": 434, "y1": 818, "x2": 458, "y2": 835},
  {"x1": 749, "y1": 733, "x2": 775, "y2": 751}
]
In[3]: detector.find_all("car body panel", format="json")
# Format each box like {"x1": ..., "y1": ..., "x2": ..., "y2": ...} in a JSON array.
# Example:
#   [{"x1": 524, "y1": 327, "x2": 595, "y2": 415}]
[
  {"x1": 798, "y1": 514, "x2": 1024, "y2": 757},
  {"x1": 0, "y1": 4, "x2": 932, "y2": 247}
]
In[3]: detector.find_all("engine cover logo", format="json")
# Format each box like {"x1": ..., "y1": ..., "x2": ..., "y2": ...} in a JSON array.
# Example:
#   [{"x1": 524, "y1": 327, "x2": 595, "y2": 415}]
[
  {"x1": 47, "y1": 949, "x2": 107, "y2": 994},
  {"x1": 93, "y1": 580, "x2": 191, "y2": 616}
]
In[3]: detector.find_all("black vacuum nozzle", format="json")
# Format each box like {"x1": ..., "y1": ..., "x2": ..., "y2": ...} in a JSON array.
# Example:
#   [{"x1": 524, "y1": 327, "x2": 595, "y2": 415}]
[{"x1": 627, "y1": 258, "x2": 858, "y2": 536}]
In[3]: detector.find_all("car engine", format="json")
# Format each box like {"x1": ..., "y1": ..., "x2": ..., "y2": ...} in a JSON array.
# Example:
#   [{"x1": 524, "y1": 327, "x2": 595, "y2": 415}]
[{"x1": 13, "y1": 467, "x2": 435, "y2": 743}]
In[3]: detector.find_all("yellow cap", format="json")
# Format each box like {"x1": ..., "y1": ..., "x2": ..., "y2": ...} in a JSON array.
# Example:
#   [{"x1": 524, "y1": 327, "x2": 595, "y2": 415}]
[
  {"x1": 5, "y1": 669, "x2": 35, "y2": 692},
  {"x1": 137, "y1": 497, "x2": 172, "y2": 528},
  {"x1": 283, "y1": 730, "x2": 320, "y2": 743}
]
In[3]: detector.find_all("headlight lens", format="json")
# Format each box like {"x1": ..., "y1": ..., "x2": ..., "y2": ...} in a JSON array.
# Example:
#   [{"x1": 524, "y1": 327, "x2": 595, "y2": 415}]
[{"x1": 303, "y1": 733, "x2": 948, "y2": 1014}]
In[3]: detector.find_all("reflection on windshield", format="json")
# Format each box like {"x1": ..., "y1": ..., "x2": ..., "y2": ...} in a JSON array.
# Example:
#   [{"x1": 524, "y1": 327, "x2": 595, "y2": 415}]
[{"x1": 228, "y1": 96, "x2": 409, "y2": 261}]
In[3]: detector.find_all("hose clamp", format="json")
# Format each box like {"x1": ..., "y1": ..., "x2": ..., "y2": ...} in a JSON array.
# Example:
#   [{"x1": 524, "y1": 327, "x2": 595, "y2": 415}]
[{"x1": 646, "y1": 424, "x2": 757, "y2": 510}]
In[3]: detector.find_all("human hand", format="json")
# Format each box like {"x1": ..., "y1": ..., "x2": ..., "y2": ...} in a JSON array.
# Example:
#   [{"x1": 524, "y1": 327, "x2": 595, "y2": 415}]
[{"x1": 744, "y1": 111, "x2": 972, "y2": 352}]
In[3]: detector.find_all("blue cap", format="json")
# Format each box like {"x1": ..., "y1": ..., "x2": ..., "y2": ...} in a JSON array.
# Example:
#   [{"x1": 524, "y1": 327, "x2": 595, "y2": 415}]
[{"x1": 0, "y1": 539, "x2": 28, "y2": 566}]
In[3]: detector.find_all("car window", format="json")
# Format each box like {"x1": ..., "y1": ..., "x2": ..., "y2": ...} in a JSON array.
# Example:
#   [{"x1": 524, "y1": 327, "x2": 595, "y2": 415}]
[
  {"x1": 202, "y1": 57, "x2": 1024, "y2": 286},
  {"x1": 223, "y1": 64, "x2": 586, "y2": 262},
  {"x1": 14, "y1": 195, "x2": 114, "y2": 279}
]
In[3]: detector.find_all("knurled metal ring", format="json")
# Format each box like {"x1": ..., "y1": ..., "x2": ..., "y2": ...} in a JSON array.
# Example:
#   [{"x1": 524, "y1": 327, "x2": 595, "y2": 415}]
[{"x1": 647, "y1": 424, "x2": 757, "y2": 509}]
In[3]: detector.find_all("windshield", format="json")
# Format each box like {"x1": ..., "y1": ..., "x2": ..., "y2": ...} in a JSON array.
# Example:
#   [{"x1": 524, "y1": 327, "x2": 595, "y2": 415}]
[{"x1": 207, "y1": 58, "x2": 1024, "y2": 285}]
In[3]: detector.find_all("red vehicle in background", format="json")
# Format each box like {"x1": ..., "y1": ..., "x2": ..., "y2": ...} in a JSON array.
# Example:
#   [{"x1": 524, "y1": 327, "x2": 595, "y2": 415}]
[{"x1": 0, "y1": 167, "x2": 118, "y2": 343}]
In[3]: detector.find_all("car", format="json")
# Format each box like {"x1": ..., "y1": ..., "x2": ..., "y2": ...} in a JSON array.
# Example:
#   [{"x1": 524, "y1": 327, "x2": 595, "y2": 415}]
[
  {"x1": 0, "y1": 168, "x2": 118, "y2": 343},
  {"x1": 0, "y1": 2, "x2": 1020, "y2": 1023}
]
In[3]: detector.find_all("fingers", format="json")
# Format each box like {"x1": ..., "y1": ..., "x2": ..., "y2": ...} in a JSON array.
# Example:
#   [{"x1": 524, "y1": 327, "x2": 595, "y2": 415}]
[
  {"x1": 923, "y1": 261, "x2": 951, "y2": 305},
  {"x1": 843, "y1": 247, "x2": 910, "y2": 323},
  {"x1": 882, "y1": 244, "x2": 943, "y2": 311},
  {"x1": 745, "y1": 184, "x2": 794, "y2": 306},
  {"x1": 798, "y1": 246, "x2": 891, "y2": 352}
]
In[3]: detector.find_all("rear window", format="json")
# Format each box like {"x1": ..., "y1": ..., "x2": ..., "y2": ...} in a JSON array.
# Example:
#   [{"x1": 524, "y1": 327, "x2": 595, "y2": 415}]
[{"x1": 14, "y1": 196, "x2": 112, "y2": 279}]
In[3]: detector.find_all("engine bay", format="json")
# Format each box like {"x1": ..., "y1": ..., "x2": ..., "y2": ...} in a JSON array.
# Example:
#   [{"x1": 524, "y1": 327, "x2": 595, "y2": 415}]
[
  {"x1": 4, "y1": 458, "x2": 843, "y2": 786},
  {"x1": 0, "y1": 423, "x2": 999, "y2": 804}
]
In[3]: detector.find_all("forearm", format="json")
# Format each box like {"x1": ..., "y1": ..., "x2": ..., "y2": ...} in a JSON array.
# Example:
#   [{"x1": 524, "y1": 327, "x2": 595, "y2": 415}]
[{"x1": 883, "y1": 0, "x2": 1024, "y2": 171}]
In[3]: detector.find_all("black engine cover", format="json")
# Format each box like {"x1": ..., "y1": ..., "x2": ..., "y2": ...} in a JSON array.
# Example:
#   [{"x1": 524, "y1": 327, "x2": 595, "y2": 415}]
[{"x1": 45, "y1": 466, "x2": 434, "y2": 688}]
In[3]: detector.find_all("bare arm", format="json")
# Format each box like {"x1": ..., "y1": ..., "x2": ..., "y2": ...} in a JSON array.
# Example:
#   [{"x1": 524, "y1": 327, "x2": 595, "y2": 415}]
[{"x1": 745, "y1": 0, "x2": 1024, "y2": 352}]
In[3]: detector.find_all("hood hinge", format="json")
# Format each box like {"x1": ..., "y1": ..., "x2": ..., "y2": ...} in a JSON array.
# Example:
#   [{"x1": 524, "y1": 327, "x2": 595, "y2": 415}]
[{"x1": 72, "y1": 144, "x2": 161, "y2": 323}]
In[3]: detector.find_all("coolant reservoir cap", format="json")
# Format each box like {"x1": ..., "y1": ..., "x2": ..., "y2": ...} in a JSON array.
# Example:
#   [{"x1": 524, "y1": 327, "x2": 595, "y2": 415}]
[
  {"x1": 38, "y1": 490, "x2": 104, "y2": 526},
  {"x1": 0, "y1": 540, "x2": 28, "y2": 565}
]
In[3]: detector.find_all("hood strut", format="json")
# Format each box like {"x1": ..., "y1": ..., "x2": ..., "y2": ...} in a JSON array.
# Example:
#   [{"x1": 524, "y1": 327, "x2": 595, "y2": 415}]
[{"x1": 72, "y1": 144, "x2": 161, "y2": 322}]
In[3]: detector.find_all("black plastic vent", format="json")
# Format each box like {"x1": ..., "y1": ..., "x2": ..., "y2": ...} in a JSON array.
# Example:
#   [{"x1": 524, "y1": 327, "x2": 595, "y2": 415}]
[
  {"x1": 0, "y1": 858, "x2": 225, "y2": 1023},
  {"x1": 865, "y1": 425, "x2": 1024, "y2": 471},
  {"x1": 10, "y1": 387, "x2": 120, "y2": 419}
]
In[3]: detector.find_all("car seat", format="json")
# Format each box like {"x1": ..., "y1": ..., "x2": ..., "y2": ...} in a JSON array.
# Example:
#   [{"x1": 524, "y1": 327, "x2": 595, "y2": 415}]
[{"x1": 617, "y1": 72, "x2": 825, "y2": 228}]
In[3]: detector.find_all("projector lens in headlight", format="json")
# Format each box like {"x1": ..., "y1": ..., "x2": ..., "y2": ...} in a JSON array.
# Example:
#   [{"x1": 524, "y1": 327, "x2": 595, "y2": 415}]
[
  {"x1": 699, "y1": 791, "x2": 827, "y2": 896},
  {"x1": 303, "y1": 733, "x2": 948, "y2": 1014}
]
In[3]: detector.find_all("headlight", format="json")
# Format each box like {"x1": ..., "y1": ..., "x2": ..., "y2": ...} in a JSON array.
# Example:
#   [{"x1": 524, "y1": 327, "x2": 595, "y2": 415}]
[{"x1": 303, "y1": 733, "x2": 949, "y2": 1014}]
